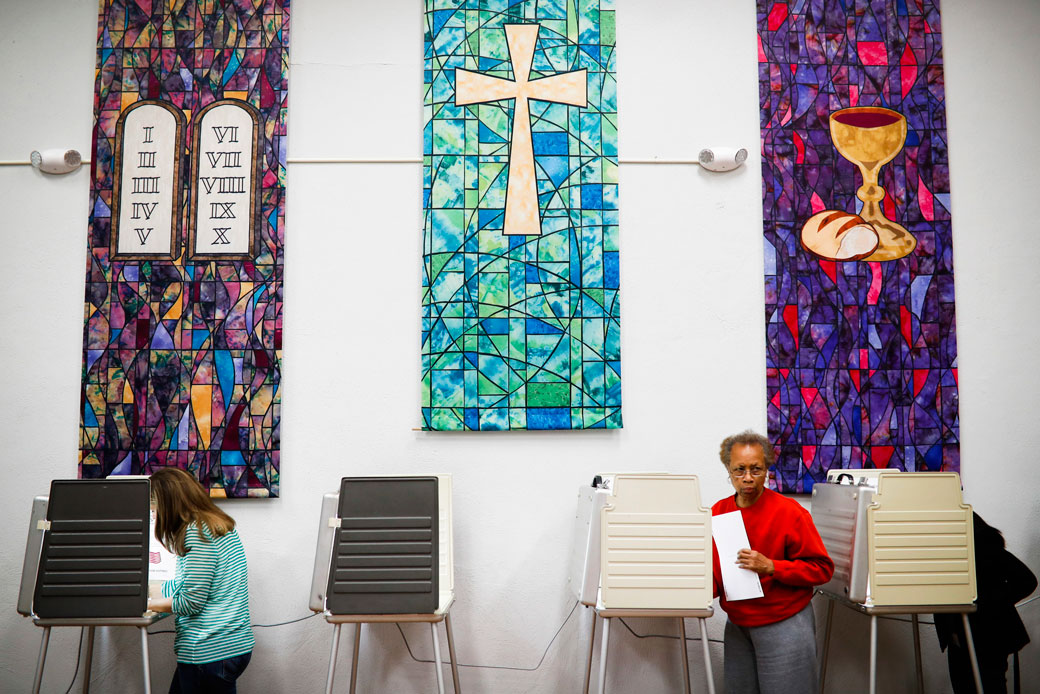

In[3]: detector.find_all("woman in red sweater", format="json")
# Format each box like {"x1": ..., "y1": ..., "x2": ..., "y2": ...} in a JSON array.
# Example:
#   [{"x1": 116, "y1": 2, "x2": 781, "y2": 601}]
[{"x1": 712, "y1": 431, "x2": 834, "y2": 694}]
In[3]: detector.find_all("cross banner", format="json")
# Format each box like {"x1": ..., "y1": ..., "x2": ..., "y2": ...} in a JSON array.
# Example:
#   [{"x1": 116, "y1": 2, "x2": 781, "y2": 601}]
[
  {"x1": 422, "y1": 2, "x2": 622, "y2": 431},
  {"x1": 454, "y1": 24, "x2": 587, "y2": 237}
]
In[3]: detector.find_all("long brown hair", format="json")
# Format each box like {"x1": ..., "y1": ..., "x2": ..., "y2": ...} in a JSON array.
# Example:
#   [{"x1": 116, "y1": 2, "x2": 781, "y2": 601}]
[{"x1": 151, "y1": 467, "x2": 236, "y2": 556}]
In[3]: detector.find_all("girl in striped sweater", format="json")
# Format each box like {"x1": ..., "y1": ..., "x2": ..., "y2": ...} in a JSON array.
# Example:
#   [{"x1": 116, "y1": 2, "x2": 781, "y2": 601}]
[{"x1": 148, "y1": 468, "x2": 254, "y2": 693}]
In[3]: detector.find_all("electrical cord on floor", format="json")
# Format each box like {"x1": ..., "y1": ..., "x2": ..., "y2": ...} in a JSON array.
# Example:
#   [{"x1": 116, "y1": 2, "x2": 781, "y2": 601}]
[
  {"x1": 60, "y1": 628, "x2": 85, "y2": 694},
  {"x1": 396, "y1": 600, "x2": 580, "y2": 672},
  {"x1": 85, "y1": 593, "x2": 1040, "y2": 686},
  {"x1": 616, "y1": 617, "x2": 725, "y2": 645},
  {"x1": 148, "y1": 610, "x2": 322, "y2": 635},
  {"x1": 618, "y1": 594, "x2": 1040, "y2": 642},
  {"x1": 880, "y1": 614, "x2": 933, "y2": 624},
  {"x1": 73, "y1": 612, "x2": 324, "y2": 691},
  {"x1": 254, "y1": 611, "x2": 323, "y2": 628}
]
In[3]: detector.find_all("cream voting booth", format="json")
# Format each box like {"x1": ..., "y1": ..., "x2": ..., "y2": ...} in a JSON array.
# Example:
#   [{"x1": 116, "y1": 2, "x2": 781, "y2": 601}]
[
  {"x1": 811, "y1": 470, "x2": 982, "y2": 694},
  {"x1": 310, "y1": 475, "x2": 460, "y2": 694},
  {"x1": 570, "y1": 474, "x2": 715, "y2": 694}
]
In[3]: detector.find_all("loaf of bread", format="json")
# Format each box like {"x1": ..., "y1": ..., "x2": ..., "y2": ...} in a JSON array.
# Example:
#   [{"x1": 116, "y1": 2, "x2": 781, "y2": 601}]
[{"x1": 800, "y1": 210, "x2": 879, "y2": 261}]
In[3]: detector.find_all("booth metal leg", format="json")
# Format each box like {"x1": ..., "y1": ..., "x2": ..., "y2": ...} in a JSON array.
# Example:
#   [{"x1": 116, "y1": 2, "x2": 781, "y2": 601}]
[
  {"x1": 582, "y1": 611, "x2": 597, "y2": 694},
  {"x1": 139, "y1": 626, "x2": 152, "y2": 694},
  {"x1": 868, "y1": 615, "x2": 878, "y2": 694},
  {"x1": 698, "y1": 618, "x2": 715, "y2": 694},
  {"x1": 961, "y1": 613, "x2": 984, "y2": 694},
  {"x1": 819, "y1": 600, "x2": 834, "y2": 694},
  {"x1": 444, "y1": 613, "x2": 461, "y2": 694},
  {"x1": 912, "y1": 614, "x2": 923, "y2": 694},
  {"x1": 82, "y1": 626, "x2": 95, "y2": 694},
  {"x1": 349, "y1": 624, "x2": 361, "y2": 694},
  {"x1": 677, "y1": 618, "x2": 691, "y2": 694},
  {"x1": 325, "y1": 623, "x2": 342, "y2": 694},
  {"x1": 431, "y1": 623, "x2": 446, "y2": 694},
  {"x1": 594, "y1": 620, "x2": 607, "y2": 694},
  {"x1": 596, "y1": 618, "x2": 610, "y2": 694},
  {"x1": 32, "y1": 626, "x2": 51, "y2": 694}
]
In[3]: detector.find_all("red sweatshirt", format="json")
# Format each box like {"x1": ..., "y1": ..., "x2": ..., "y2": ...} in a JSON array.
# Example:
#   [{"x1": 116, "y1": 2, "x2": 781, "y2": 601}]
[{"x1": 712, "y1": 488, "x2": 834, "y2": 627}]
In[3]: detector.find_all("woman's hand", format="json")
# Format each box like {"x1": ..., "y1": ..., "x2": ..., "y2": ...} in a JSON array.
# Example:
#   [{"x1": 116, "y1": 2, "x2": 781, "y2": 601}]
[{"x1": 736, "y1": 549, "x2": 775, "y2": 575}]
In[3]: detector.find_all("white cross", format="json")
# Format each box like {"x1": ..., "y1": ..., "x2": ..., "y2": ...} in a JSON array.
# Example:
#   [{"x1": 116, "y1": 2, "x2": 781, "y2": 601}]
[{"x1": 455, "y1": 23, "x2": 588, "y2": 236}]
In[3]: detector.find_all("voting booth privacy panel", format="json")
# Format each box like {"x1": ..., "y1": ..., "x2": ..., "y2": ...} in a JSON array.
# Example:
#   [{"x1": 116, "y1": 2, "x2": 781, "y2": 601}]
[
  {"x1": 812, "y1": 470, "x2": 975, "y2": 607},
  {"x1": 569, "y1": 473, "x2": 667, "y2": 606},
  {"x1": 812, "y1": 471, "x2": 980, "y2": 694},
  {"x1": 329, "y1": 476, "x2": 439, "y2": 615},
  {"x1": 599, "y1": 474, "x2": 712, "y2": 611},
  {"x1": 868, "y1": 472, "x2": 975, "y2": 606},
  {"x1": 569, "y1": 481, "x2": 613, "y2": 606},
  {"x1": 17, "y1": 496, "x2": 50, "y2": 619},
  {"x1": 309, "y1": 476, "x2": 460, "y2": 694},
  {"x1": 19, "y1": 480, "x2": 151, "y2": 620},
  {"x1": 569, "y1": 474, "x2": 712, "y2": 610},
  {"x1": 570, "y1": 474, "x2": 716, "y2": 694},
  {"x1": 311, "y1": 475, "x2": 455, "y2": 615}
]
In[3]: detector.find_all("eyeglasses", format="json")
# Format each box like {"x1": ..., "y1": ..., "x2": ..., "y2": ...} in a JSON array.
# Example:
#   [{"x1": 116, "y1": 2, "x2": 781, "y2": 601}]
[{"x1": 730, "y1": 467, "x2": 767, "y2": 479}]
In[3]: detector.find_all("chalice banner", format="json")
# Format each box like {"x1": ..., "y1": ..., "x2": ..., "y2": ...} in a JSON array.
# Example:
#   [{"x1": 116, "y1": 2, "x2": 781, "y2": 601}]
[
  {"x1": 79, "y1": 0, "x2": 290, "y2": 497},
  {"x1": 422, "y1": 1, "x2": 622, "y2": 430},
  {"x1": 758, "y1": 0, "x2": 958, "y2": 491}
]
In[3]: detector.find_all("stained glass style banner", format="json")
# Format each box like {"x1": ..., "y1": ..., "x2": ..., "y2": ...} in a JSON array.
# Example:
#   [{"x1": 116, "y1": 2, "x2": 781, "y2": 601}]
[
  {"x1": 758, "y1": 0, "x2": 958, "y2": 492},
  {"x1": 422, "y1": 1, "x2": 622, "y2": 431},
  {"x1": 79, "y1": 0, "x2": 290, "y2": 497}
]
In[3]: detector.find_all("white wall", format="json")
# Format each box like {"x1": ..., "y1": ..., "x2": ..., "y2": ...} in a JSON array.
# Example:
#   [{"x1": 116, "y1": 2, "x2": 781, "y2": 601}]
[{"x1": 1, "y1": 0, "x2": 1037, "y2": 692}]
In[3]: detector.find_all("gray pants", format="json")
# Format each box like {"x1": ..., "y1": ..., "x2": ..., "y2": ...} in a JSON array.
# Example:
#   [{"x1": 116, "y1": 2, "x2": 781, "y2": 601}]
[{"x1": 723, "y1": 602, "x2": 818, "y2": 694}]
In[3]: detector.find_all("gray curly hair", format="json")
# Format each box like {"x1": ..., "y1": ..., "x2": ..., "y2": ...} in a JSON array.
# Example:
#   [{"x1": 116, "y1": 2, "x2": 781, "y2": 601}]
[{"x1": 719, "y1": 430, "x2": 775, "y2": 469}]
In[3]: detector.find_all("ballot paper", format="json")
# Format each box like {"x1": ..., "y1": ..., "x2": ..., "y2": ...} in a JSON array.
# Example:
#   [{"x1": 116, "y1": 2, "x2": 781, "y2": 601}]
[
  {"x1": 712, "y1": 510, "x2": 764, "y2": 601},
  {"x1": 148, "y1": 510, "x2": 178, "y2": 582}
]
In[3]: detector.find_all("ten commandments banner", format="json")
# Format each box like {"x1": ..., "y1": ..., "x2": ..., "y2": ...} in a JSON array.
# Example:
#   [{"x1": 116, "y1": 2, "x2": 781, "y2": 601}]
[
  {"x1": 758, "y1": 0, "x2": 959, "y2": 491},
  {"x1": 422, "y1": 1, "x2": 622, "y2": 430},
  {"x1": 79, "y1": 0, "x2": 290, "y2": 497}
]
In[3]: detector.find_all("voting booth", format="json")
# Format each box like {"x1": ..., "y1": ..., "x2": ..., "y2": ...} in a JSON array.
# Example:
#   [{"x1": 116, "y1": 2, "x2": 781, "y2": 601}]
[
  {"x1": 811, "y1": 470, "x2": 982, "y2": 694},
  {"x1": 570, "y1": 474, "x2": 715, "y2": 694},
  {"x1": 310, "y1": 475, "x2": 459, "y2": 694},
  {"x1": 569, "y1": 479, "x2": 614, "y2": 607},
  {"x1": 17, "y1": 479, "x2": 162, "y2": 694}
]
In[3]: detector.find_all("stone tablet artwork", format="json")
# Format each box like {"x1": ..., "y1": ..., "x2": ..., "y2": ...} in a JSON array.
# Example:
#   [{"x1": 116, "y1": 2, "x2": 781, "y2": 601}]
[
  {"x1": 80, "y1": 0, "x2": 290, "y2": 497},
  {"x1": 422, "y1": 1, "x2": 622, "y2": 430},
  {"x1": 757, "y1": 0, "x2": 959, "y2": 491}
]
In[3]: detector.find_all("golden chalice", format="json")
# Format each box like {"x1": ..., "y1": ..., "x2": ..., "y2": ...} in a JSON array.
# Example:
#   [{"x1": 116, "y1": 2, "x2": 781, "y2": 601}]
[{"x1": 829, "y1": 107, "x2": 916, "y2": 261}]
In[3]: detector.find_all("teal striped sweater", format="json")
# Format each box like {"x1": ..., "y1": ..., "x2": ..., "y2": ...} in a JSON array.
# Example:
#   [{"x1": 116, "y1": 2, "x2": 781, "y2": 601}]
[{"x1": 162, "y1": 522, "x2": 254, "y2": 664}]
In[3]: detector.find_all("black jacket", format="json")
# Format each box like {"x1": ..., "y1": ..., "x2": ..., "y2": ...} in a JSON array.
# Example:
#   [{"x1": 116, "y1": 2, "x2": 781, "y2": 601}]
[{"x1": 935, "y1": 513, "x2": 1037, "y2": 656}]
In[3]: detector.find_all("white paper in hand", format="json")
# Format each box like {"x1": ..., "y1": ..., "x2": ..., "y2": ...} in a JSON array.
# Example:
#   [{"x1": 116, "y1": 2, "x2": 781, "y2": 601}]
[{"x1": 712, "y1": 510, "x2": 764, "y2": 601}]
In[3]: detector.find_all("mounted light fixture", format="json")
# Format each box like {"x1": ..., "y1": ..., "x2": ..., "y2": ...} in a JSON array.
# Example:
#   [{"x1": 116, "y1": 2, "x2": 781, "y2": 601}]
[
  {"x1": 30, "y1": 148, "x2": 82, "y2": 175},
  {"x1": 698, "y1": 147, "x2": 748, "y2": 173}
]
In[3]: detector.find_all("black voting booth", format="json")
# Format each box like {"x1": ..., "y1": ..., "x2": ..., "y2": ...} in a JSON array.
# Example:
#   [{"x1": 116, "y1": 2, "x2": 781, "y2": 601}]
[
  {"x1": 19, "y1": 479, "x2": 161, "y2": 694},
  {"x1": 326, "y1": 476, "x2": 439, "y2": 615},
  {"x1": 316, "y1": 476, "x2": 461, "y2": 694},
  {"x1": 34, "y1": 479, "x2": 150, "y2": 617}
]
